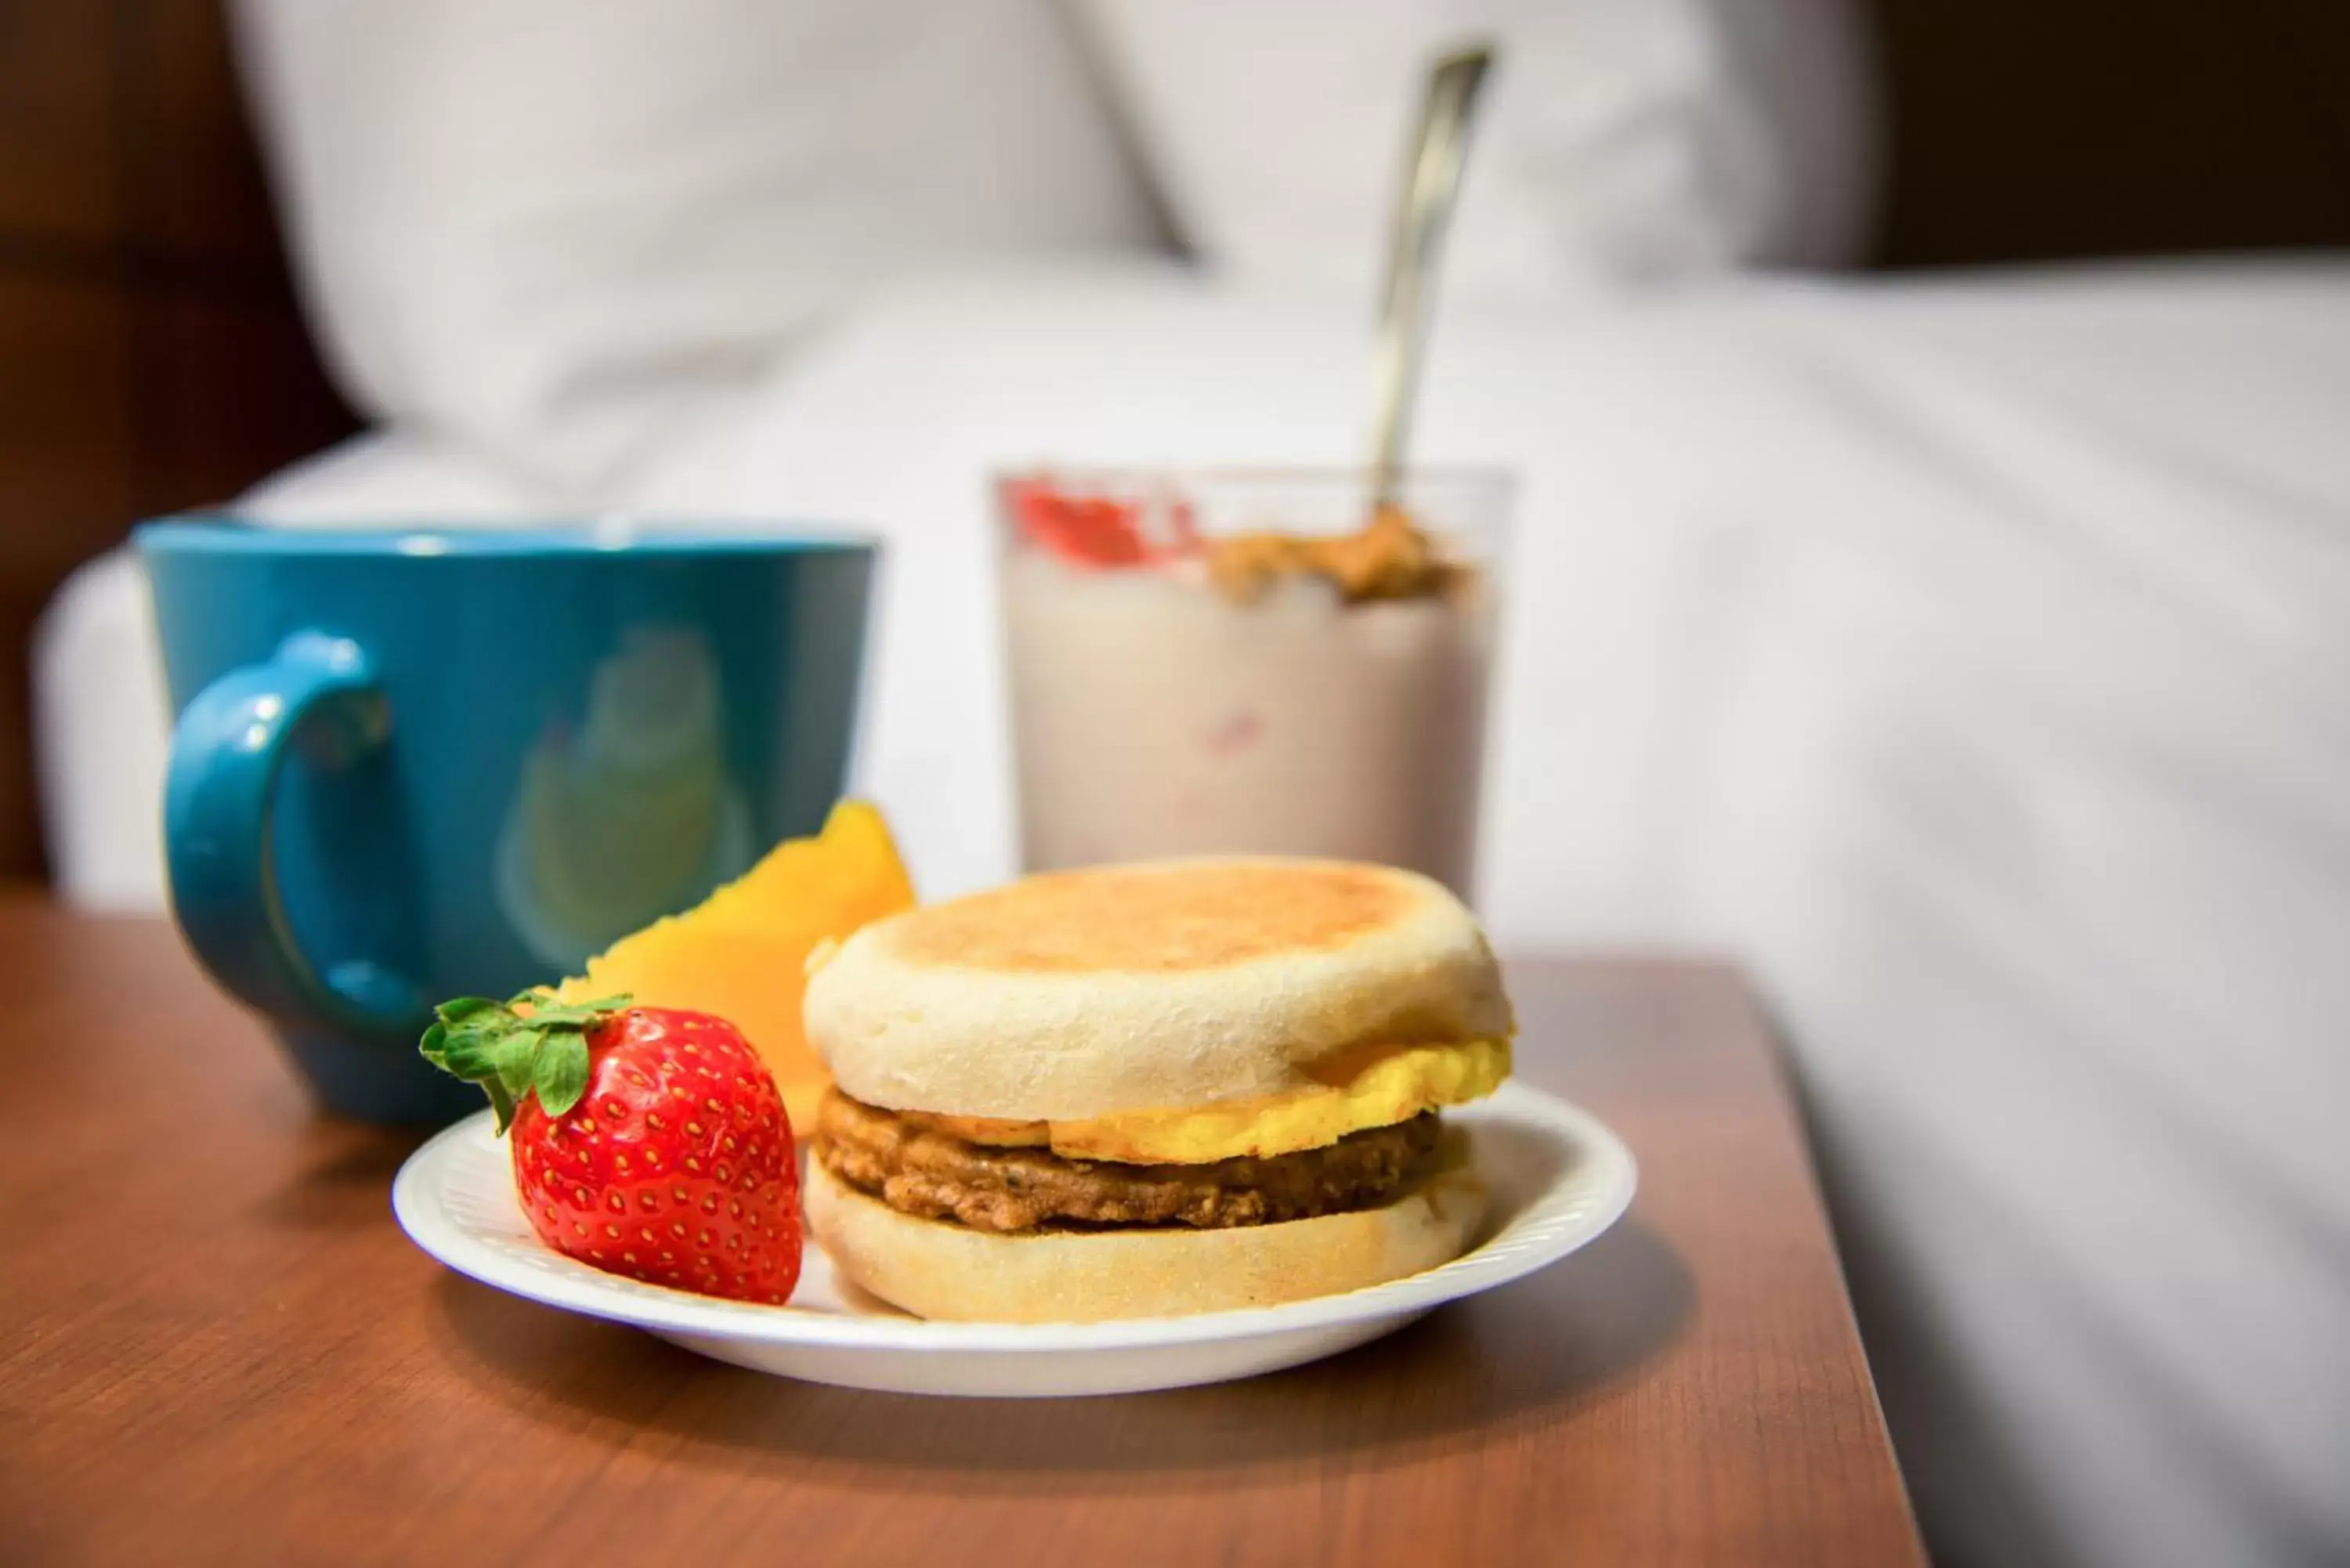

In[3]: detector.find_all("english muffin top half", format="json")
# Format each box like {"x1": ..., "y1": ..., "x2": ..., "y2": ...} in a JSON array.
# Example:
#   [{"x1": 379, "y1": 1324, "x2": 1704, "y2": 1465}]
[{"x1": 804, "y1": 858, "x2": 1514, "y2": 1125}]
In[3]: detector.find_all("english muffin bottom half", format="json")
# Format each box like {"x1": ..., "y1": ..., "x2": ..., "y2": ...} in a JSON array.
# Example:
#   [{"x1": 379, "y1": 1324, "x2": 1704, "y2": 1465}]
[{"x1": 801, "y1": 859, "x2": 1513, "y2": 1322}]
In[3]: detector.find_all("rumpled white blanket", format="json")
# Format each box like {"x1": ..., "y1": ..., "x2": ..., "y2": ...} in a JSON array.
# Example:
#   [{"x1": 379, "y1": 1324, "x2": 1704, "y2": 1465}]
[{"x1": 225, "y1": 0, "x2": 1873, "y2": 497}]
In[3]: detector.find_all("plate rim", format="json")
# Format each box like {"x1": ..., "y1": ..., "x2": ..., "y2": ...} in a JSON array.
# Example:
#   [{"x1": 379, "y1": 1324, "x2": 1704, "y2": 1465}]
[{"x1": 392, "y1": 1078, "x2": 1637, "y2": 1354}]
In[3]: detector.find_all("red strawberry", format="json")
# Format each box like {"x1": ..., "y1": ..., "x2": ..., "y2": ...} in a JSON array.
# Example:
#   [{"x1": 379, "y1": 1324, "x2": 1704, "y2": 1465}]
[
  {"x1": 421, "y1": 992, "x2": 801, "y2": 1305},
  {"x1": 1007, "y1": 479, "x2": 1201, "y2": 568}
]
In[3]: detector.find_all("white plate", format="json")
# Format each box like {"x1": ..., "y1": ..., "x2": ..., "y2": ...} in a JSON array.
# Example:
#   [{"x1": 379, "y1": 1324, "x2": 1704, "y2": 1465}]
[{"x1": 392, "y1": 1080, "x2": 1637, "y2": 1397}]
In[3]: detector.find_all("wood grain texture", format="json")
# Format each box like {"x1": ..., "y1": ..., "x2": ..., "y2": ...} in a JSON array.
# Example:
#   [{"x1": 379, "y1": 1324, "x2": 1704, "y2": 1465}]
[
  {"x1": 0, "y1": 901, "x2": 1923, "y2": 1568},
  {"x1": 0, "y1": 2, "x2": 118, "y2": 242}
]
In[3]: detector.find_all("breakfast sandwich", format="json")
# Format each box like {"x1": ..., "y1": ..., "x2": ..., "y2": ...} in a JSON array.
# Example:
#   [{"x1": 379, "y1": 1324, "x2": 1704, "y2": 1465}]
[{"x1": 801, "y1": 858, "x2": 1512, "y2": 1321}]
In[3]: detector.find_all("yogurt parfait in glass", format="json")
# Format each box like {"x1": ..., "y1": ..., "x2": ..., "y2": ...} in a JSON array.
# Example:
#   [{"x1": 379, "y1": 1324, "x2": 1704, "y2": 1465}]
[{"x1": 996, "y1": 468, "x2": 1508, "y2": 900}]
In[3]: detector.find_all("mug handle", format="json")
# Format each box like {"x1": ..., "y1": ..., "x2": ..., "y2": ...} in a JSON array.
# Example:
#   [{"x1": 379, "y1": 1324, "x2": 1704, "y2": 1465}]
[{"x1": 163, "y1": 630, "x2": 426, "y2": 1039}]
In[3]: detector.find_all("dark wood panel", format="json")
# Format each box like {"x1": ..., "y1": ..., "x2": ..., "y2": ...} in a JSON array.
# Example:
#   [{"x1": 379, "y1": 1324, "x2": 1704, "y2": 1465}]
[
  {"x1": 0, "y1": 1, "x2": 118, "y2": 243},
  {"x1": 0, "y1": 272, "x2": 133, "y2": 544},
  {"x1": 1875, "y1": 0, "x2": 2350, "y2": 265},
  {"x1": 0, "y1": 273, "x2": 133, "y2": 880},
  {"x1": 0, "y1": 0, "x2": 356, "y2": 883},
  {"x1": 136, "y1": 291, "x2": 352, "y2": 512},
  {"x1": 0, "y1": 919, "x2": 1924, "y2": 1568},
  {"x1": 123, "y1": 0, "x2": 282, "y2": 263}
]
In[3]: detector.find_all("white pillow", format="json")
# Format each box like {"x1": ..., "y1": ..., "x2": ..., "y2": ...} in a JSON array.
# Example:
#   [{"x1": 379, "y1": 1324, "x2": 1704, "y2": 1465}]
[
  {"x1": 1074, "y1": 0, "x2": 1877, "y2": 303},
  {"x1": 231, "y1": 0, "x2": 1164, "y2": 497}
]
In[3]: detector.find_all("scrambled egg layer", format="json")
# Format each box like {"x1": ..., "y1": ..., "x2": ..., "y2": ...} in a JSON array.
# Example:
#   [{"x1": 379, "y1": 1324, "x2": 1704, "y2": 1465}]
[{"x1": 902, "y1": 1038, "x2": 1511, "y2": 1165}]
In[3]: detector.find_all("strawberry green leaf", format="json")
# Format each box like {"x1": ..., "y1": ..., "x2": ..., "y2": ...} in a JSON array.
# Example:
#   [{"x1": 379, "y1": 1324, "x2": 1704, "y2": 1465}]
[
  {"x1": 537, "y1": 1034, "x2": 591, "y2": 1119},
  {"x1": 416, "y1": 990, "x2": 632, "y2": 1134},
  {"x1": 435, "y1": 1024, "x2": 501, "y2": 1082},
  {"x1": 520, "y1": 995, "x2": 630, "y2": 1029},
  {"x1": 492, "y1": 1027, "x2": 548, "y2": 1100}
]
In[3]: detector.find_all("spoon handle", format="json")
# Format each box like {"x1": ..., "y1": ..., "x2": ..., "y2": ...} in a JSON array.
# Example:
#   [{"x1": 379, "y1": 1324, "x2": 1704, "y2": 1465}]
[{"x1": 1367, "y1": 44, "x2": 1494, "y2": 515}]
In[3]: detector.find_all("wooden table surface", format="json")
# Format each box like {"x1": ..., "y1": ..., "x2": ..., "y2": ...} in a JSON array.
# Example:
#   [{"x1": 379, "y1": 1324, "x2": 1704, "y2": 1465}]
[{"x1": 0, "y1": 900, "x2": 1922, "y2": 1567}]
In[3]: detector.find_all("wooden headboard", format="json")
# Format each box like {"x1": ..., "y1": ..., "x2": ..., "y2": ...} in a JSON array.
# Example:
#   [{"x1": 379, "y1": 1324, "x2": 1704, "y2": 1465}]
[
  {"x1": 0, "y1": 0, "x2": 356, "y2": 881},
  {"x1": 1870, "y1": 0, "x2": 2350, "y2": 267},
  {"x1": 2, "y1": 0, "x2": 2346, "y2": 885}
]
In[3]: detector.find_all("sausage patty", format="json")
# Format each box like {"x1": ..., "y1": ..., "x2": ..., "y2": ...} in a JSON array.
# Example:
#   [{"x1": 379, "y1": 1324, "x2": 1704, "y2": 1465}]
[{"x1": 815, "y1": 1090, "x2": 1442, "y2": 1234}]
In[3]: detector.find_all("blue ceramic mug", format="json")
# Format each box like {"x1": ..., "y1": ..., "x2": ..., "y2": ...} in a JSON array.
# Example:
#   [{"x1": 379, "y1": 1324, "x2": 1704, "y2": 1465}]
[{"x1": 140, "y1": 519, "x2": 877, "y2": 1124}]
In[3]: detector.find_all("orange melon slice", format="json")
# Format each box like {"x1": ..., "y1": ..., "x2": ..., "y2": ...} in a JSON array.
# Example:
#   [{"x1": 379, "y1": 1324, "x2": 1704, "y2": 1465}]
[{"x1": 555, "y1": 799, "x2": 915, "y2": 1130}]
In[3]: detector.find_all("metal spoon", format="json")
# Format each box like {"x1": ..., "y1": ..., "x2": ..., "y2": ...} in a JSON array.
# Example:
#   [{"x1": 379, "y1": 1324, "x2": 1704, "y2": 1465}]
[{"x1": 1365, "y1": 43, "x2": 1495, "y2": 515}]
